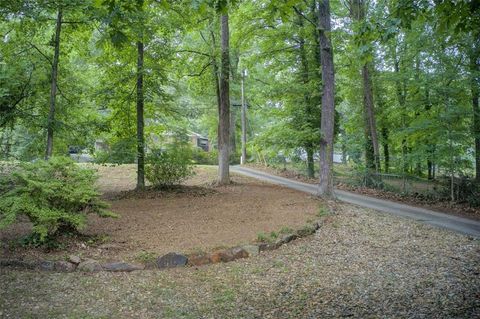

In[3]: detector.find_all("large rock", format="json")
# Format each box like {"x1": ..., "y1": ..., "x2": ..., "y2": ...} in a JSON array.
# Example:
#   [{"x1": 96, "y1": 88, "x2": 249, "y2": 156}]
[
  {"x1": 54, "y1": 261, "x2": 76, "y2": 272},
  {"x1": 77, "y1": 259, "x2": 103, "y2": 272},
  {"x1": 156, "y1": 253, "x2": 188, "y2": 269},
  {"x1": 102, "y1": 262, "x2": 144, "y2": 272},
  {"x1": 187, "y1": 253, "x2": 211, "y2": 266}
]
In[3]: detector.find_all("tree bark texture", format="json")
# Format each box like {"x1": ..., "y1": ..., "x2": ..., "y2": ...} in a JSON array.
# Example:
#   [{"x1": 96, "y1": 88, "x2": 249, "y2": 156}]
[
  {"x1": 218, "y1": 14, "x2": 231, "y2": 185},
  {"x1": 317, "y1": 0, "x2": 336, "y2": 197}
]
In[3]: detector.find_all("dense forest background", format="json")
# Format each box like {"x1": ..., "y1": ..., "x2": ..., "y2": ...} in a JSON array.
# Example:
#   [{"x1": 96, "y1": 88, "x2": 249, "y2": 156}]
[{"x1": 0, "y1": 0, "x2": 479, "y2": 201}]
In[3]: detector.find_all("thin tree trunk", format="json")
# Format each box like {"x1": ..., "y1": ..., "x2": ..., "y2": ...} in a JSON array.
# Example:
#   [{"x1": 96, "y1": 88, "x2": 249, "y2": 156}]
[
  {"x1": 45, "y1": 8, "x2": 62, "y2": 159},
  {"x1": 306, "y1": 147, "x2": 315, "y2": 178},
  {"x1": 317, "y1": 0, "x2": 335, "y2": 197},
  {"x1": 362, "y1": 64, "x2": 380, "y2": 172},
  {"x1": 136, "y1": 41, "x2": 145, "y2": 189},
  {"x1": 382, "y1": 127, "x2": 389, "y2": 173},
  {"x1": 296, "y1": 10, "x2": 315, "y2": 178},
  {"x1": 230, "y1": 105, "x2": 236, "y2": 156},
  {"x1": 217, "y1": 14, "x2": 230, "y2": 185},
  {"x1": 471, "y1": 53, "x2": 480, "y2": 181},
  {"x1": 209, "y1": 30, "x2": 221, "y2": 116},
  {"x1": 241, "y1": 70, "x2": 247, "y2": 164}
]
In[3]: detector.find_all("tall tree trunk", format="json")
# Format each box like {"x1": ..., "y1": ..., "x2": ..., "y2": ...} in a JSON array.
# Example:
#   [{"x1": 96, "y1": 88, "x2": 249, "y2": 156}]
[
  {"x1": 393, "y1": 47, "x2": 409, "y2": 179},
  {"x1": 136, "y1": 41, "x2": 145, "y2": 189},
  {"x1": 362, "y1": 64, "x2": 380, "y2": 172},
  {"x1": 317, "y1": 0, "x2": 336, "y2": 197},
  {"x1": 45, "y1": 8, "x2": 62, "y2": 159},
  {"x1": 471, "y1": 53, "x2": 480, "y2": 181},
  {"x1": 296, "y1": 10, "x2": 315, "y2": 178},
  {"x1": 217, "y1": 14, "x2": 230, "y2": 185},
  {"x1": 350, "y1": 0, "x2": 380, "y2": 173}
]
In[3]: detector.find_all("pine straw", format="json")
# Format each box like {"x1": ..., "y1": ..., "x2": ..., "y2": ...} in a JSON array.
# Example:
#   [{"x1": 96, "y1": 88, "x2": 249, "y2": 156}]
[{"x1": 1, "y1": 203, "x2": 479, "y2": 318}]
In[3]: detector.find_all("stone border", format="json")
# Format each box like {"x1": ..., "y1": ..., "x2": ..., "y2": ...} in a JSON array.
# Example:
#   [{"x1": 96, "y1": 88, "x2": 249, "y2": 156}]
[{"x1": 0, "y1": 219, "x2": 324, "y2": 273}]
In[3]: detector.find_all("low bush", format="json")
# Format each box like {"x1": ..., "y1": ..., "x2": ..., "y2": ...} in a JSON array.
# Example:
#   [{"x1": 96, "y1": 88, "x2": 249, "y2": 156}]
[
  {"x1": 0, "y1": 157, "x2": 114, "y2": 244},
  {"x1": 145, "y1": 144, "x2": 195, "y2": 187},
  {"x1": 192, "y1": 147, "x2": 218, "y2": 165},
  {"x1": 438, "y1": 176, "x2": 480, "y2": 207},
  {"x1": 94, "y1": 138, "x2": 136, "y2": 164}
]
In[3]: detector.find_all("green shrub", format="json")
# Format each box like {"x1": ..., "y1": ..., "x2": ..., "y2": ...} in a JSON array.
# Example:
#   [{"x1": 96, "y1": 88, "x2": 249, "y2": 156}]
[
  {"x1": 145, "y1": 144, "x2": 195, "y2": 187},
  {"x1": 0, "y1": 157, "x2": 114, "y2": 244},
  {"x1": 192, "y1": 147, "x2": 218, "y2": 165},
  {"x1": 94, "y1": 138, "x2": 136, "y2": 164}
]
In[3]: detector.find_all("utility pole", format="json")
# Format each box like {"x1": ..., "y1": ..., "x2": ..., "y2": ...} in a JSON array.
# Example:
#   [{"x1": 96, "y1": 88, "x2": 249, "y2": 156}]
[{"x1": 241, "y1": 69, "x2": 247, "y2": 165}]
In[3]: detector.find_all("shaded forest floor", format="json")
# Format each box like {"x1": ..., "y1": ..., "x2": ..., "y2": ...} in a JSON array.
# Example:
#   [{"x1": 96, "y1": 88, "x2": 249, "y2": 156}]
[
  {"x1": 245, "y1": 163, "x2": 480, "y2": 221},
  {"x1": 1, "y1": 165, "x2": 320, "y2": 263},
  {"x1": 1, "y1": 201, "x2": 479, "y2": 318}
]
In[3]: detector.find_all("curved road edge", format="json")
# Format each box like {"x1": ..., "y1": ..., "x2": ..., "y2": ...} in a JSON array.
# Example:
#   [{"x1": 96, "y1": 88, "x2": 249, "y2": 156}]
[{"x1": 231, "y1": 165, "x2": 480, "y2": 238}]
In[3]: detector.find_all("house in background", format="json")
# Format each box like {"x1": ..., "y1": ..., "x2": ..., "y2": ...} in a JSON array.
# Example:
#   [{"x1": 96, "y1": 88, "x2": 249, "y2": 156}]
[{"x1": 190, "y1": 132, "x2": 209, "y2": 152}]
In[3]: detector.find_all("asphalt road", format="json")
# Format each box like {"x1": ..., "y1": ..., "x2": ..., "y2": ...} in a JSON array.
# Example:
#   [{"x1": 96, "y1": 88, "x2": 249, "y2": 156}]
[{"x1": 231, "y1": 166, "x2": 480, "y2": 238}]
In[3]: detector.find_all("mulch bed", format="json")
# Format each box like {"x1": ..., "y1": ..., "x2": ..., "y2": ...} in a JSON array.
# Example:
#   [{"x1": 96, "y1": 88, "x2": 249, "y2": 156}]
[{"x1": 0, "y1": 166, "x2": 322, "y2": 264}]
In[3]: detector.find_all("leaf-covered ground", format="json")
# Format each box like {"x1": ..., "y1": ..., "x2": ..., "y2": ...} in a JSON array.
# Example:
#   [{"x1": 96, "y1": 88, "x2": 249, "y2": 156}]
[{"x1": 1, "y1": 203, "x2": 479, "y2": 318}]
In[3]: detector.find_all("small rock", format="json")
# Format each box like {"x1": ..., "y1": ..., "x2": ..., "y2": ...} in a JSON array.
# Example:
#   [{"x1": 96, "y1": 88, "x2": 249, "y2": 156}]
[
  {"x1": 210, "y1": 250, "x2": 234, "y2": 263},
  {"x1": 69, "y1": 255, "x2": 81, "y2": 265},
  {"x1": 258, "y1": 242, "x2": 279, "y2": 252},
  {"x1": 156, "y1": 253, "x2": 188, "y2": 269},
  {"x1": 242, "y1": 244, "x2": 260, "y2": 257},
  {"x1": 188, "y1": 253, "x2": 211, "y2": 266},
  {"x1": 230, "y1": 247, "x2": 248, "y2": 259},
  {"x1": 275, "y1": 234, "x2": 297, "y2": 246},
  {"x1": 77, "y1": 259, "x2": 103, "y2": 272},
  {"x1": 54, "y1": 261, "x2": 76, "y2": 272},
  {"x1": 210, "y1": 247, "x2": 248, "y2": 264},
  {"x1": 39, "y1": 260, "x2": 55, "y2": 271},
  {"x1": 102, "y1": 262, "x2": 144, "y2": 272},
  {"x1": 296, "y1": 225, "x2": 316, "y2": 237}
]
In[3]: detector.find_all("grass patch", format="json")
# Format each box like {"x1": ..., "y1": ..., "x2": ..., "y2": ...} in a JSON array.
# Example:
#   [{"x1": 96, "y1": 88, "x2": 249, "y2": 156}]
[
  {"x1": 317, "y1": 205, "x2": 331, "y2": 217},
  {"x1": 136, "y1": 250, "x2": 157, "y2": 263}
]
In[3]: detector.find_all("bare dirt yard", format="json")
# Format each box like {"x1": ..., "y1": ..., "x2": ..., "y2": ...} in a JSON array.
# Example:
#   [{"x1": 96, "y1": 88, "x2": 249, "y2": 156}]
[
  {"x1": 1, "y1": 165, "x2": 479, "y2": 318},
  {"x1": 0, "y1": 165, "x2": 320, "y2": 263}
]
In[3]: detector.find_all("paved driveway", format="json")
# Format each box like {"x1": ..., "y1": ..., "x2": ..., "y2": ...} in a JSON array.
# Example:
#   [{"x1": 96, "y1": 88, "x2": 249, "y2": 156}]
[{"x1": 231, "y1": 166, "x2": 480, "y2": 237}]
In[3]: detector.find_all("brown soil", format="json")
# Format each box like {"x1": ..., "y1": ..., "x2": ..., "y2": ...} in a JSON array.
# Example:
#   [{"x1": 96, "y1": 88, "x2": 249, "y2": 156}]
[{"x1": 0, "y1": 165, "x2": 321, "y2": 263}]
